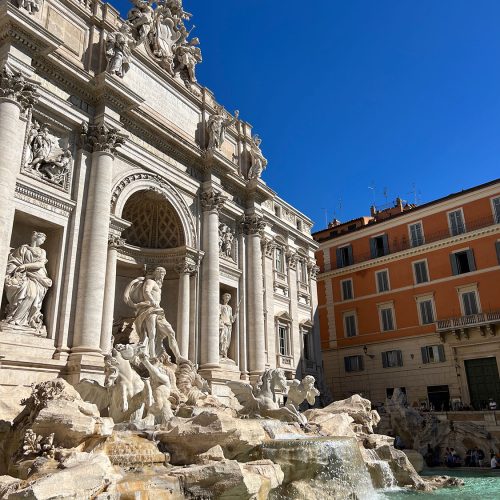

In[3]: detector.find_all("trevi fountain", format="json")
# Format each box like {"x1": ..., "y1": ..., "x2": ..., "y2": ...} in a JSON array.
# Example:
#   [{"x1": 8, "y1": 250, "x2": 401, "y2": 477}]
[{"x1": 0, "y1": 0, "x2": 463, "y2": 497}]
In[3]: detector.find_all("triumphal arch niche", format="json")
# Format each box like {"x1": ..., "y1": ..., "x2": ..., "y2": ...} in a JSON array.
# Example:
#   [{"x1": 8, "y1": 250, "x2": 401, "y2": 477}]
[{"x1": 0, "y1": 0, "x2": 321, "y2": 397}]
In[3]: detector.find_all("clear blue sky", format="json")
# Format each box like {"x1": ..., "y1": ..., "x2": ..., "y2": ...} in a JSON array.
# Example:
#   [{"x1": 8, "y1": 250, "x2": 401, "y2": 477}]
[{"x1": 114, "y1": 0, "x2": 500, "y2": 230}]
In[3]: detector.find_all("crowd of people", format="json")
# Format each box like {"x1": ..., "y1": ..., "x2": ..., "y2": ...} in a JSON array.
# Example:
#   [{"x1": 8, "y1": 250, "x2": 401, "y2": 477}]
[{"x1": 423, "y1": 445, "x2": 500, "y2": 469}]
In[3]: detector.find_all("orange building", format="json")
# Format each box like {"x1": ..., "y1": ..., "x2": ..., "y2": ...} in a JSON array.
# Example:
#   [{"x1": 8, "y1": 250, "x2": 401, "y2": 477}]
[{"x1": 314, "y1": 179, "x2": 500, "y2": 410}]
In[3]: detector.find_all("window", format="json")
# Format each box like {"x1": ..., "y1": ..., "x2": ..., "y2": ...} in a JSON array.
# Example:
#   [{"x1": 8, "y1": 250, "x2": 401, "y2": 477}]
[
  {"x1": 344, "y1": 355, "x2": 364, "y2": 372},
  {"x1": 299, "y1": 260, "x2": 308, "y2": 283},
  {"x1": 370, "y1": 234, "x2": 389, "y2": 258},
  {"x1": 409, "y1": 222, "x2": 425, "y2": 247},
  {"x1": 496, "y1": 241, "x2": 500, "y2": 265},
  {"x1": 378, "y1": 304, "x2": 395, "y2": 332},
  {"x1": 450, "y1": 249, "x2": 476, "y2": 275},
  {"x1": 492, "y1": 197, "x2": 500, "y2": 224},
  {"x1": 336, "y1": 245, "x2": 354, "y2": 268},
  {"x1": 413, "y1": 260, "x2": 429, "y2": 284},
  {"x1": 302, "y1": 329, "x2": 313, "y2": 360},
  {"x1": 278, "y1": 322, "x2": 290, "y2": 356},
  {"x1": 461, "y1": 290, "x2": 480, "y2": 316},
  {"x1": 343, "y1": 312, "x2": 358, "y2": 338},
  {"x1": 274, "y1": 205, "x2": 281, "y2": 217},
  {"x1": 341, "y1": 279, "x2": 353, "y2": 300},
  {"x1": 382, "y1": 350, "x2": 403, "y2": 368},
  {"x1": 296, "y1": 220, "x2": 302, "y2": 231},
  {"x1": 448, "y1": 209, "x2": 466, "y2": 236},
  {"x1": 421, "y1": 345, "x2": 446, "y2": 364},
  {"x1": 275, "y1": 247, "x2": 285, "y2": 273},
  {"x1": 418, "y1": 299, "x2": 435, "y2": 325},
  {"x1": 376, "y1": 270, "x2": 390, "y2": 292}
]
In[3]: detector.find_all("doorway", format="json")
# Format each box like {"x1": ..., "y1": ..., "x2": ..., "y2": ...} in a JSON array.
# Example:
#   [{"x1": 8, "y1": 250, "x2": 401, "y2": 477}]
[
  {"x1": 427, "y1": 385, "x2": 450, "y2": 411},
  {"x1": 465, "y1": 357, "x2": 500, "y2": 410}
]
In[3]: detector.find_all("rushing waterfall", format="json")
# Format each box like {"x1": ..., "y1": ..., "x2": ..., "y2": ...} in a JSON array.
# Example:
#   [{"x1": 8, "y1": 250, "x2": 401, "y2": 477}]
[
  {"x1": 364, "y1": 448, "x2": 398, "y2": 489},
  {"x1": 262, "y1": 437, "x2": 380, "y2": 499}
]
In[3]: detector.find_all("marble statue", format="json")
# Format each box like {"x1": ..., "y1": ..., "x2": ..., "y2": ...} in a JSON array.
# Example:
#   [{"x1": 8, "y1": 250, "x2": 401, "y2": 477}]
[
  {"x1": 123, "y1": 266, "x2": 185, "y2": 361},
  {"x1": 16, "y1": 0, "x2": 42, "y2": 15},
  {"x1": 228, "y1": 369, "x2": 306, "y2": 423},
  {"x1": 207, "y1": 106, "x2": 239, "y2": 151},
  {"x1": 127, "y1": 0, "x2": 155, "y2": 43},
  {"x1": 285, "y1": 375, "x2": 320, "y2": 425},
  {"x1": 2, "y1": 231, "x2": 52, "y2": 334},
  {"x1": 218, "y1": 223, "x2": 234, "y2": 259},
  {"x1": 106, "y1": 24, "x2": 133, "y2": 78},
  {"x1": 247, "y1": 135, "x2": 267, "y2": 180},
  {"x1": 218, "y1": 293, "x2": 239, "y2": 359},
  {"x1": 26, "y1": 121, "x2": 72, "y2": 186},
  {"x1": 175, "y1": 38, "x2": 202, "y2": 83},
  {"x1": 77, "y1": 344, "x2": 154, "y2": 424}
]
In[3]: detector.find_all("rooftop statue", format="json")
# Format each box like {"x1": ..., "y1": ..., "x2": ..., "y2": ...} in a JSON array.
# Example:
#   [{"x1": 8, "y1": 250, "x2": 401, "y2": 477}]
[
  {"x1": 123, "y1": 266, "x2": 186, "y2": 362},
  {"x1": 106, "y1": 23, "x2": 134, "y2": 78},
  {"x1": 207, "y1": 106, "x2": 239, "y2": 151},
  {"x1": 247, "y1": 135, "x2": 268, "y2": 180}
]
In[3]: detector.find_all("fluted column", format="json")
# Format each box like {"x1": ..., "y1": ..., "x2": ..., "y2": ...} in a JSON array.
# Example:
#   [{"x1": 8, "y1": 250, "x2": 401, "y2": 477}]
[
  {"x1": 176, "y1": 257, "x2": 197, "y2": 359},
  {"x1": 243, "y1": 214, "x2": 267, "y2": 380},
  {"x1": 188, "y1": 268, "x2": 198, "y2": 363},
  {"x1": 0, "y1": 67, "x2": 39, "y2": 304},
  {"x1": 71, "y1": 125, "x2": 125, "y2": 361},
  {"x1": 199, "y1": 190, "x2": 227, "y2": 369},
  {"x1": 100, "y1": 235, "x2": 124, "y2": 353}
]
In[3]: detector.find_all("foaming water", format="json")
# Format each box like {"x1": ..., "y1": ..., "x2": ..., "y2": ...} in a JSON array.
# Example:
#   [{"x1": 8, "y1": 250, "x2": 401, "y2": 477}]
[
  {"x1": 364, "y1": 448, "x2": 398, "y2": 489},
  {"x1": 262, "y1": 436, "x2": 382, "y2": 499}
]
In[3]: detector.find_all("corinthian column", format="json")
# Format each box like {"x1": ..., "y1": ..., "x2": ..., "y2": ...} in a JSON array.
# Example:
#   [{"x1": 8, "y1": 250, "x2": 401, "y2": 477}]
[
  {"x1": 199, "y1": 189, "x2": 227, "y2": 369},
  {"x1": 243, "y1": 214, "x2": 267, "y2": 381},
  {"x1": 0, "y1": 67, "x2": 39, "y2": 303},
  {"x1": 100, "y1": 235, "x2": 125, "y2": 353},
  {"x1": 176, "y1": 257, "x2": 197, "y2": 359},
  {"x1": 71, "y1": 125, "x2": 126, "y2": 362}
]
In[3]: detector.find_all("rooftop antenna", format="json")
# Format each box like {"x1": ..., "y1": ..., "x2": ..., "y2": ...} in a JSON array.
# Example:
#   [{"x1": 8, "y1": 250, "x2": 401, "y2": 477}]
[
  {"x1": 368, "y1": 181, "x2": 376, "y2": 206},
  {"x1": 338, "y1": 197, "x2": 343, "y2": 220},
  {"x1": 321, "y1": 208, "x2": 328, "y2": 228},
  {"x1": 383, "y1": 187, "x2": 389, "y2": 205},
  {"x1": 409, "y1": 182, "x2": 421, "y2": 205}
]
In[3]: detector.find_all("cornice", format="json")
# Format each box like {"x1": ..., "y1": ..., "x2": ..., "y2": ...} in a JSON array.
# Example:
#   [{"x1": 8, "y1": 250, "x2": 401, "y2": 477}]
[
  {"x1": 15, "y1": 181, "x2": 76, "y2": 217},
  {"x1": 318, "y1": 223, "x2": 500, "y2": 280}
]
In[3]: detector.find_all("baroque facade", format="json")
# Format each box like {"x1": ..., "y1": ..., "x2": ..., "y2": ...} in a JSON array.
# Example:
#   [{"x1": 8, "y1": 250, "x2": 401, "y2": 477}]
[
  {"x1": 0, "y1": 0, "x2": 321, "y2": 397},
  {"x1": 314, "y1": 179, "x2": 500, "y2": 410}
]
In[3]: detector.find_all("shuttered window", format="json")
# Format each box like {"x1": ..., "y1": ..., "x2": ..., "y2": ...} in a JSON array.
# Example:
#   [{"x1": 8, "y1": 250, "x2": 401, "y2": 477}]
[
  {"x1": 380, "y1": 307, "x2": 395, "y2": 331},
  {"x1": 336, "y1": 245, "x2": 354, "y2": 268},
  {"x1": 493, "y1": 197, "x2": 500, "y2": 224},
  {"x1": 448, "y1": 210, "x2": 466, "y2": 236},
  {"x1": 382, "y1": 350, "x2": 403, "y2": 368},
  {"x1": 370, "y1": 235, "x2": 389, "y2": 258},
  {"x1": 450, "y1": 250, "x2": 476, "y2": 275},
  {"x1": 344, "y1": 313, "x2": 357, "y2": 337},
  {"x1": 376, "y1": 270, "x2": 390, "y2": 292},
  {"x1": 341, "y1": 279, "x2": 353, "y2": 300},
  {"x1": 413, "y1": 260, "x2": 429, "y2": 284},
  {"x1": 461, "y1": 291, "x2": 479, "y2": 316},
  {"x1": 496, "y1": 241, "x2": 500, "y2": 265},
  {"x1": 409, "y1": 222, "x2": 425, "y2": 247},
  {"x1": 421, "y1": 345, "x2": 446, "y2": 364},
  {"x1": 344, "y1": 355, "x2": 364, "y2": 372},
  {"x1": 419, "y1": 300, "x2": 435, "y2": 325}
]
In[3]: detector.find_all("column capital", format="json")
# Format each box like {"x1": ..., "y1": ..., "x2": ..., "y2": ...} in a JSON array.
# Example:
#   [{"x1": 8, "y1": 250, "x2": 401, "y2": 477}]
[
  {"x1": 307, "y1": 261, "x2": 320, "y2": 280},
  {"x1": 286, "y1": 249, "x2": 299, "y2": 270},
  {"x1": 176, "y1": 257, "x2": 199, "y2": 276},
  {"x1": 261, "y1": 237, "x2": 277, "y2": 258},
  {"x1": 0, "y1": 66, "x2": 39, "y2": 111},
  {"x1": 201, "y1": 189, "x2": 227, "y2": 213},
  {"x1": 242, "y1": 214, "x2": 266, "y2": 237},
  {"x1": 108, "y1": 234, "x2": 125, "y2": 249},
  {"x1": 80, "y1": 123, "x2": 127, "y2": 154}
]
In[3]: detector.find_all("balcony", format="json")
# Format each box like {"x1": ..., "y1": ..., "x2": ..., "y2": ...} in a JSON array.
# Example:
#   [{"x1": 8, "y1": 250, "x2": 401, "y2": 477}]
[
  {"x1": 436, "y1": 311, "x2": 500, "y2": 341},
  {"x1": 328, "y1": 214, "x2": 498, "y2": 271}
]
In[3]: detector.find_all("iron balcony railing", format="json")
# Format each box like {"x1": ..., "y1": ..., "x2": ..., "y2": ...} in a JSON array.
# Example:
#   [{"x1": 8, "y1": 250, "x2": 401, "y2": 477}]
[
  {"x1": 436, "y1": 311, "x2": 500, "y2": 332},
  {"x1": 327, "y1": 214, "x2": 498, "y2": 271}
]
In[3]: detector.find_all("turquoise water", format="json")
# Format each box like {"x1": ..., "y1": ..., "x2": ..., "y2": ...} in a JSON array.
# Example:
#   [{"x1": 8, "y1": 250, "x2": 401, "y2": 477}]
[{"x1": 383, "y1": 469, "x2": 500, "y2": 499}]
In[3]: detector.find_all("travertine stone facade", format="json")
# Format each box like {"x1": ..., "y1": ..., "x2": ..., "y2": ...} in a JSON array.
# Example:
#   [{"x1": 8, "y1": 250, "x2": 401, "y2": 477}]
[{"x1": 0, "y1": 0, "x2": 321, "y2": 392}]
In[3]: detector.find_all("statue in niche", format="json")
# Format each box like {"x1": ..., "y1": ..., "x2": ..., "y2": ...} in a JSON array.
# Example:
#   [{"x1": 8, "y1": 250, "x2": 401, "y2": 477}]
[
  {"x1": 16, "y1": 0, "x2": 42, "y2": 15},
  {"x1": 2, "y1": 231, "x2": 52, "y2": 335},
  {"x1": 219, "y1": 293, "x2": 239, "y2": 359},
  {"x1": 218, "y1": 223, "x2": 234, "y2": 260},
  {"x1": 123, "y1": 266, "x2": 186, "y2": 362},
  {"x1": 247, "y1": 135, "x2": 268, "y2": 180},
  {"x1": 26, "y1": 121, "x2": 72, "y2": 187},
  {"x1": 106, "y1": 24, "x2": 133, "y2": 78},
  {"x1": 207, "y1": 106, "x2": 239, "y2": 151}
]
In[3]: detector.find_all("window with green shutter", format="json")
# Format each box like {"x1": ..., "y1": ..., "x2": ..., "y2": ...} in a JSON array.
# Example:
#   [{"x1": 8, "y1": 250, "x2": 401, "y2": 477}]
[
  {"x1": 421, "y1": 345, "x2": 446, "y2": 364},
  {"x1": 413, "y1": 260, "x2": 429, "y2": 284},
  {"x1": 448, "y1": 209, "x2": 466, "y2": 236},
  {"x1": 419, "y1": 300, "x2": 435, "y2": 324},
  {"x1": 382, "y1": 350, "x2": 403, "y2": 368}
]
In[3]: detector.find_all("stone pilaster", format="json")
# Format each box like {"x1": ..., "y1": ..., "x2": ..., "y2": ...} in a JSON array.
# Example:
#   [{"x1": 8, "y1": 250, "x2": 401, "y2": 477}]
[
  {"x1": 176, "y1": 257, "x2": 197, "y2": 359},
  {"x1": 0, "y1": 67, "x2": 39, "y2": 304},
  {"x1": 199, "y1": 189, "x2": 227, "y2": 369},
  {"x1": 242, "y1": 214, "x2": 267, "y2": 381},
  {"x1": 100, "y1": 235, "x2": 125, "y2": 353},
  {"x1": 71, "y1": 124, "x2": 126, "y2": 363}
]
